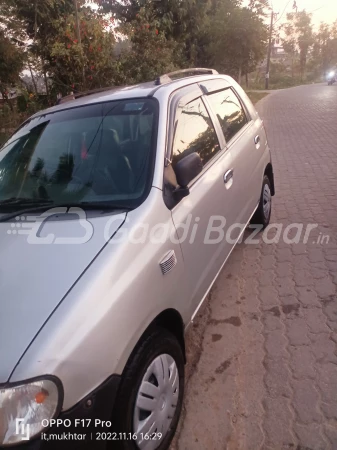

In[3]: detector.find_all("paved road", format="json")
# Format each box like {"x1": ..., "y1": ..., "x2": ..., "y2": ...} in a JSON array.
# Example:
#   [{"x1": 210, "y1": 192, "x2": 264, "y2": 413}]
[{"x1": 172, "y1": 84, "x2": 337, "y2": 450}]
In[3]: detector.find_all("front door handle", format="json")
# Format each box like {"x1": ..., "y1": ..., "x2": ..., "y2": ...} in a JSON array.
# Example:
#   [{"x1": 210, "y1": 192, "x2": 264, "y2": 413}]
[
  {"x1": 254, "y1": 135, "x2": 261, "y2": 145},
  {"x1": 224, "y1": 169, "x2": 234, "y2": 184}
]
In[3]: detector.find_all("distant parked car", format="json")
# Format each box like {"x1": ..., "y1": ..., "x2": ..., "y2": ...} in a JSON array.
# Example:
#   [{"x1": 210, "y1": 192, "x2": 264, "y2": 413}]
[{"x1": 0, "y1": 68, "x2": 274, "y2": 449}]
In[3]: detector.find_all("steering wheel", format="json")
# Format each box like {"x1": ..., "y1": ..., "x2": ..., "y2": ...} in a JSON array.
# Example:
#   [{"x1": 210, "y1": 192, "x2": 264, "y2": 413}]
[{"x1": 111, "y1": 152, "x2": 135, "y2": 194}]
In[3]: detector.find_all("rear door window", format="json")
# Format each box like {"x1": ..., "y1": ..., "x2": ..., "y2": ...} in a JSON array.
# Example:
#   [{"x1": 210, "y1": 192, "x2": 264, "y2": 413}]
[{"x1": 207, "y1": 89, "x2": 248, "y2": 143}]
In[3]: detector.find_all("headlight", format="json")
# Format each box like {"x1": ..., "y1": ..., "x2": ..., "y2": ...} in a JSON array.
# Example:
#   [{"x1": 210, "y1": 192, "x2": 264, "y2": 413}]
[
  {"x1": 0, "y1": 377, "x2": 63, "y2": 446},
  {"x1": 329, "y1": 71, "x2": 335, "y2": 77}
]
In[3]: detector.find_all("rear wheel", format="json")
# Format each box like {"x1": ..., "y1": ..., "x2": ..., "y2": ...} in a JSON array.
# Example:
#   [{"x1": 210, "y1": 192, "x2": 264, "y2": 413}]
[
  {"x1": 251, "y1": 175, "x2": 272, "y2": 229},
  {"x1": 111, "y1": 328, "x2": 185, "y2": 450}
]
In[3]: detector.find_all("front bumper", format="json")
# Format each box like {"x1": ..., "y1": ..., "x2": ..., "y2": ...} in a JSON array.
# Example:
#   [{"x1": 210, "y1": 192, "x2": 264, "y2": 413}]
[{"x1": 4, "y1": 375, "x2": 121, "y2": 450}]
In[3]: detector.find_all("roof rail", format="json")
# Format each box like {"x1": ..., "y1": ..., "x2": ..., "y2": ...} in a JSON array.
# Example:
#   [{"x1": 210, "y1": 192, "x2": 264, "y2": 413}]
[
  {"x1": 155, "y1": 68, "x2": 219, "y2": 86},
  {"x1": 56, "y1": 86, "x2": 119, "y2": 105}
]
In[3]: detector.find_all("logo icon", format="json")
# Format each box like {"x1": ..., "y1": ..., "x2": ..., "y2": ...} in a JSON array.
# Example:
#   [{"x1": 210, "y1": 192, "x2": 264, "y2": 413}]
[
  {"x1": 15, "y1": 419, "x2": 30, "y2": 441},
  {"x1": 7, "y1": 207, "x2": 94, "y2": 245}
]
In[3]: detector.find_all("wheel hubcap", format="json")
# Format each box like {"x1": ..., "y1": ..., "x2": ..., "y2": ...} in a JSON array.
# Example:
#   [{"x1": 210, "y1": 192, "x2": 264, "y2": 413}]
[
  {"x1": 133, "y1": 354, "x2": 179, "y2": 450},
  {"x1": 263, "y1": 184, "x2": 271, "y2": 220}
]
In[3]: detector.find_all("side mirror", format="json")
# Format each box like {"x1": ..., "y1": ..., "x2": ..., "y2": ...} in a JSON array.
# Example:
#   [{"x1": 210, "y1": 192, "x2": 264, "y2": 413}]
[
  {"x1": 173, "y1": 153, "x2": 203, "y2": 201},
  {"x1": 174, "y1": 152, "x2": 203, "y2": 192}
]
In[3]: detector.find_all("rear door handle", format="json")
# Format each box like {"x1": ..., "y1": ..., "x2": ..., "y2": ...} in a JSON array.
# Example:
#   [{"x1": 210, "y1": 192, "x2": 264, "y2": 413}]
[
  {"x1": 254, "y1": 135, "x2": 260, "y2": 145},
  {"x1": 224, "y1": 169, "x2": 234, "y2": 184}
]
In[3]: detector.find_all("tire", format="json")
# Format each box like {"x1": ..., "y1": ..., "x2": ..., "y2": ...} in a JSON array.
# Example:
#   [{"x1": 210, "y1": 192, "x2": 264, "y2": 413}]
[
  {"x1": 250, "y1": 175, "x2": 272, "y2": 229},
  {"x1": 111, "y1": 328, "x2": 185, "y2": 450}
]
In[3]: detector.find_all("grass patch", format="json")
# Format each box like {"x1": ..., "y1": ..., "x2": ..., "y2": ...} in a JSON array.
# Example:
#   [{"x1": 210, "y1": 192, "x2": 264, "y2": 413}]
[{"x1": 247, "y1": 91, "x2": 269, "y2": 105}]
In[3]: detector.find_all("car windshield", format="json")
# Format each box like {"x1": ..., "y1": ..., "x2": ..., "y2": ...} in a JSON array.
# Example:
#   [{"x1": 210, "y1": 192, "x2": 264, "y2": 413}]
[{"x1": 0, "y1": 98, "x2": 158, "y2": 210}]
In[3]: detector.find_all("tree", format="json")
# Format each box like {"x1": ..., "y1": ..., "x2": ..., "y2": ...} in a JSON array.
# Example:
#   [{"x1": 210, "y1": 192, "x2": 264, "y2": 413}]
[
  {"x1": 311, "y1": 21, "x2": 337, "y2": 77},
  {"x1": 0, "y1": 0, "x2": 78, "y2": 98},
  {"x1": 0, "y1": 30, "x2": 25, "y2": 110},
  {"x1": 48, "y1": 7, "x2": 117, "y2": 92},
  {"x1": 0, "y1": 0, "x2": 118, "y2": 95},
  {"x1": 204, "y1": 2, "x2": 268, "y2": 82},
  {"x1": 0, "y1": 0, "x2": 76, "y2": 41},
  {"x1": 107, "y1": 0, "x2": 267, "y2": 83},
  {"x1": 282, "y1": 10, "x2": 313, "y2": 81},
  {"x1": 282, "y1": 23, "x2": 298, "y2": 78},
  {"x1": 248, "y1": 0, "x2": 270, "y2": 17},
  {"x1": 96, "y1": 0, "x2": 211, "y2": 65},
  {"x1": 0, "y1": 0, "x2": 271, "y2": 98},
  {"x1": 116, "y1": 6, "x2": 182, "y2": 84}
]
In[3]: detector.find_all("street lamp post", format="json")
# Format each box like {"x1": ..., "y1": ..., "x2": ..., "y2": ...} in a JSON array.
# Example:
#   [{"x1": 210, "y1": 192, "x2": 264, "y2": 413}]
[{"x1": 265, "y1": 0, "x2": 298, "y2": 89}]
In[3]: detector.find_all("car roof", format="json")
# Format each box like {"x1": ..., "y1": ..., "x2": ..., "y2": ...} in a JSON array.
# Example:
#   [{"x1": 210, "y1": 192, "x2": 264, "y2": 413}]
[{"x1": 30, "y1": 74, "x2": 233, "y2": 119}]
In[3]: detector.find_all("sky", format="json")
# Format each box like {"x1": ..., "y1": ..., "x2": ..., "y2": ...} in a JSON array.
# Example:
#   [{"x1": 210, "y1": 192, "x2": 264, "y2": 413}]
[{"x1": 267, "y1": 0, "x2": 337, "y2": 26}]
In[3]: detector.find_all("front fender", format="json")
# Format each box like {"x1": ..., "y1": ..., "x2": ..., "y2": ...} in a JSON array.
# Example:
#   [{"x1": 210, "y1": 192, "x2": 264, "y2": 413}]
[{"x1": 10, "y1": 188, "x2": 188, "y2": 411}]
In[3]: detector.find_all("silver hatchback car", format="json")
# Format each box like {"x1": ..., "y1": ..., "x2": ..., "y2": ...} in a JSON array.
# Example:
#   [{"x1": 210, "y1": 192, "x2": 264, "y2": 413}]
[{"x1": 0, "y1": 69, "x2": 274, "y2": 450}]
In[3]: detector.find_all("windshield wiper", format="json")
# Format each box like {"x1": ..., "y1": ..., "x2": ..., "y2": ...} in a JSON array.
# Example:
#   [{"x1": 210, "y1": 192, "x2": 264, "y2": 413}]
[
  {"x1": 0, "y1": 197, "x2": 53, "y2": 207},
  {"x1": 66, "y1": 202, "x2": 133, "y2": 211},
  {"x1": 0, "y1": 201, "x2": 132, "y2": 223}
]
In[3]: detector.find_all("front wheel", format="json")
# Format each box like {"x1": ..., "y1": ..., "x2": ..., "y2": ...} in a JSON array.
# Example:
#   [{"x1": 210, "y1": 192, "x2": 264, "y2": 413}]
[
  {"x1": 250, "y1": 175, "x2": 272, "y2": 229},
  {"x1": 111, "y1": 328, "x2": 185, "y2": 450}
]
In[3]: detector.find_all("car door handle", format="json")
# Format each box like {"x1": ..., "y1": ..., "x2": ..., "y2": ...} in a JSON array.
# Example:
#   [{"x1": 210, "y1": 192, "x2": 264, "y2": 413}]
[
  {"x1": 254, "y1": 135, "x2": 260, "y2": 145},
  {"x1": 224, "y1": 169, "x2": 234, "y2": 184}
]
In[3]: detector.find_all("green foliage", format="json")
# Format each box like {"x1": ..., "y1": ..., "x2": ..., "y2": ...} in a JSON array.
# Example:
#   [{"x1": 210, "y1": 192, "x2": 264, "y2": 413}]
[
  {"x1": 269, "y1": 74, "x2": 302, "y2": 88},
  {"x1": 49, "y1": 8, "x2": 116, "y2": 92},
  {"x1": 1, "y1": 0, "x2": 270, "y2": 104},
  {"x1": 204, "y1": 2, "x2": 268, "y2": 78},
  {"x1": 247, "y1": 0, "x2": 270, "y2": 17},
  {"x1": 0, "y1": 29, "x2": 25, "y2": 104},
  {"x1": 282, "y1": 10, "x2": 314, "y2": 80},
  {"x1": 0, "y1": 0, "x2": 76, "y2": 41},
  {"x1": 281, "y1": 12, "x2": 337, "y2": 81},
  {"x1": 115, "y1": 6, "x2": 184, "y2": 84},
  {"x1": 246, "y1": 91, "x2": 269, "y2": 104},
  {"x1": 98, "y1": 0, "x2": 212, "y2": 64},
  {"x1": 98, "y1": 0, "x2": 267, "y2": 75},
  {"x1": 311, "y1": 20, "x2": 337, "y2": 75},
  {"x1": 17, "y1": 94, "x2": 28, "y2": 113}
]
